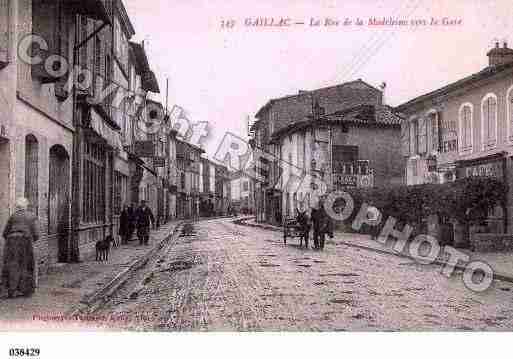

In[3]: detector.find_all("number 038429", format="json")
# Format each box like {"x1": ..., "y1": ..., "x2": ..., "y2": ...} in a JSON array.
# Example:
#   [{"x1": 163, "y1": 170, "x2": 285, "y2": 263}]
[{"x1": 9, "y1": 348, "x2": 40, "y2": 357}]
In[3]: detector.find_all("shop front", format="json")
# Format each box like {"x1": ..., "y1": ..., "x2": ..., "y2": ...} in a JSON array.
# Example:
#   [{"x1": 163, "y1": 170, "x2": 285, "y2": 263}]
[{"x1": 455, "y1": 152, "x2": 509, "y2": 251}]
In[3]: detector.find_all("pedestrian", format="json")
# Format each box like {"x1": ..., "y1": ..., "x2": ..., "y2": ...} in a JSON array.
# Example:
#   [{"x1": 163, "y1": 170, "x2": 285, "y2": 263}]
[
  {"x1": 128, "y1": 203, "x2": 137, "y2": 241},
  {"x1": 1, "y1": 197, "x2": 40, "y2": 298},
  {"x1": 119, "y1": 204, "x2": 130, "y2": 245},
  {"x1": 135, "y1": 200, "x2": 155, "y2": 246},
  {"x1": 311, "y1": 199, "x2": 330, "y2": 250}
]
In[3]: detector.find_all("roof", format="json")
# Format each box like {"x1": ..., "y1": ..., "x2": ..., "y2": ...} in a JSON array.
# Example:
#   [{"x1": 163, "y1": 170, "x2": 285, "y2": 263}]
[
  {"x1": 487, "y1": 46, "x2": 513, "y2": 56},
  {"x1": 129, "y1": 42, "x2": 160, "y2": 93},
  {"x1": 252, "y1": 79, "x2": 380, "y2": 131},
  {"x1": 130, "y1": 42, "x2": 150, "y2": 74},
  {"x1": 115, "y1": 0, "x2": 136, "y2": 38},
  {"x1": 396, "y1": 61, "x2": 513, "y2": 112},
  {"x1": 269, "y1": 104, "x2": 402, "y2": 143},
  {"x1": 176, "y1": 138, "x2": 205, "y2": 154}
]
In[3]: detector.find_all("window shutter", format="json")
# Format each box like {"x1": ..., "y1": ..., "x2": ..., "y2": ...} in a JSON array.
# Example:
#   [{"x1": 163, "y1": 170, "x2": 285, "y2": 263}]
[
  {"x1": 401, "y1": 122, "x2": 410, "y2": 156},
  {"x1": 409, "y1": 122, "x2": 416, "y2": 154},
  {"x1": 431, "y1": 113, "x2": 439, "y2": 152},
  {"x1": 418, "y1": 117, "x2": 427, "y2": 154},
  {"x1": 483, "y1": 101, "x2": 489, "y2": 144}
]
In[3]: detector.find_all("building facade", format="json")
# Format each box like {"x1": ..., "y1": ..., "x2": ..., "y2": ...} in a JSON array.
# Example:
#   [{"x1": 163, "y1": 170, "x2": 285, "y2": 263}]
[
  {"x1": 0, "y1": 0, "x2": 112, "y2": 272},
  {"x1": 251, "y1": 80, "x2": 398, "y2": 225},
  {"x1": 397, "y1": 42, "x2": 513, "y2": 247},
  {"x1": 231, "y1": 172, "x2": 255, "y2": 214},
  {"x1": 271, "y1": 105, "x2": 403, "y2": 222},
  {"x1": 176, "y1": 138, "x2": 203, "y2": 219},
  {"x1": 0, "y1": 0, "x2": 175, "y2": 275}
]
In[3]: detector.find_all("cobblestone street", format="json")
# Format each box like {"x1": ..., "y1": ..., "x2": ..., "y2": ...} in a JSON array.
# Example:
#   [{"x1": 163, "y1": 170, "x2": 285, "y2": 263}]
[{"x1": 95, "y1": 219, "x2": 513, "y2": 331}]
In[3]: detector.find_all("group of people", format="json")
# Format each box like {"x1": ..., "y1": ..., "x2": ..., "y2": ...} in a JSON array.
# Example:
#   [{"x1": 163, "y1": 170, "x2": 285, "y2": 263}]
[
  {"x1": 118, "y1": 200, "x2": 156, "y2": 246},
  {"x1": 1, "y1": 199, "x2": 157, "y2": 299},
  {"x1": 296, "y1": 200, "x2": 334, "y2": 250}
]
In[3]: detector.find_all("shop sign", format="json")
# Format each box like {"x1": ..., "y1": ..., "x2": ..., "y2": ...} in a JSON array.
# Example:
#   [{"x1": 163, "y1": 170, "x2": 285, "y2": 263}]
[
  {"x1": 461, "y1": 161, "x2": 503, "y2": 179},
  {"x1": 334, "y1": 174, "x2": 357, "y2": 189}
]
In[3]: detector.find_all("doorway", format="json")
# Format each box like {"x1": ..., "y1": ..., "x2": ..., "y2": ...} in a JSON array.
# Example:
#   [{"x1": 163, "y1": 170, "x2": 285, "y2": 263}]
[{"x1": 49, "y1": 145, "x2": 70, "y2": 263}]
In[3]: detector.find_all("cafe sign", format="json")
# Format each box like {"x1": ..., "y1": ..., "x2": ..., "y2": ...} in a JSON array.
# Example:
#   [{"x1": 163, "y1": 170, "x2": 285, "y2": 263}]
[
  {"x1": 334, "y1": 174, "x2": 357, "y2": 189},
  {"x1": 459, "y1": 160, "x2": 503, "y2": 179}
]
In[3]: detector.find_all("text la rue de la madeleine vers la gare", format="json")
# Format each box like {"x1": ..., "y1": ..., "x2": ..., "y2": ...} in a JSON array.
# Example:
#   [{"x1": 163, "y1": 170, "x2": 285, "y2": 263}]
[{"x1": 233, "y1": 16, "x2": 463, "y2": 28}]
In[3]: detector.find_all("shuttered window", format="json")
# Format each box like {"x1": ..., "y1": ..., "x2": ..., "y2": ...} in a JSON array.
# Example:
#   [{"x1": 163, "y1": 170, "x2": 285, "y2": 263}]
[
  {"x1": 82, "y1": 140, "x2": 106, "y2": 223},
  {"x1": 460, "y1": 105, "x2": 473, "y2": 149},
  {"x1": 401, "y1": 121, "x2": 410, "y2": 157},
  {"x1": 482, "y1": 95, "x2": 497, "y2": 148},
  {"x1": 430, "y1": 112, "x2": 439, "y2": 152}
]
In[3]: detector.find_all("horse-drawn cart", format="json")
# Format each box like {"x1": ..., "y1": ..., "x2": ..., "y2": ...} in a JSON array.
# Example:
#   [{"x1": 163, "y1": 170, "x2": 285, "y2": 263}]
[{"x1": 283, "y1": 215, "x2": 309, "y2": 247}]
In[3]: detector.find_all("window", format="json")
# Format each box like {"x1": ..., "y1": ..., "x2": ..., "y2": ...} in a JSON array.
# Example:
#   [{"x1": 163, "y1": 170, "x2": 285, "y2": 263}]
[
  {"x1": 105, "y1": 55, "x2": 111, "y2": 83},
  {"x1": 459, "y1": 104, "x2": 473, "y2": 151},
  {"x1": 411, "y1": 158, "x2": 418, "y2": 177},
  {"x1": 409, "y1": 119, "x2": 419, "y2": 154},
  {"x1": 508, "y1": 85, "x2": 513, "y2": 141},
  {"x1": 482, "y1": 94, "x2": 497, "y2": 149},
  {"x1": 82, "y1": 140, "x2": 106, "y2": 223},
  {"x1": 428, "y1": 112, "x2": 439, "y2": 152},
  {"x1": 25, "y1": 135, "x2": 39, "y2": 215},
  {"x1": 242, "y1": 181, "x2": 249, "y2": 192},
  {"x1": 94, "y1": 36, "x2": 101, "y2": 94}
]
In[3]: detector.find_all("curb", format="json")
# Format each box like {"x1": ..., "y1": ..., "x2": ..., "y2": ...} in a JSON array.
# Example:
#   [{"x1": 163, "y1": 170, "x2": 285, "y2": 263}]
[
  {"x1": 234, "y1": 217, "x2": 513, "y2": 285},
  {"x1": 66, "y1": 222, "x2": 183, "y2": 316}
]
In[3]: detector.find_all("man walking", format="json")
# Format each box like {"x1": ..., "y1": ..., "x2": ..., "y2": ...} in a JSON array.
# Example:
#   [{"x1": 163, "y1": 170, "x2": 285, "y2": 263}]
[
  {"x1": 135, "y1": 200, "x2": 155, "y2": 246},
  {"x1": 311, "y1": 199, "x2": 332, "y2": 250}
]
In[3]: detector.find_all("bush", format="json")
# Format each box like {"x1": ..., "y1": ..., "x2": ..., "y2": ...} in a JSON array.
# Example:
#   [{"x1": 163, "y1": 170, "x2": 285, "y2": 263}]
[{"x1": 341, "y1": 177, "x2": 507, "y2": 234}]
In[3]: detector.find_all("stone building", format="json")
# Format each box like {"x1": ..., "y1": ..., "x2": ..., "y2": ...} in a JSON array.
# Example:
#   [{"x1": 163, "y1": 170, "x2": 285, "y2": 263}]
[
  {"x1": 396, "y1": 41, "x2": 513, "y2": 250},
  {"x1": 199, "y1": 157, "x2": 215, "y2": 217},
  {"x1": 0, "y1": 0, "x2": 111, "y2": 272},
  {"x1": 230, "y1": 171, "x2": 255, "y2": 214},
  {"x1": 270, "y1": 104, "x2": 403, "y2": 223},
  {"x1": 176, "y1": 138, "x2": 203, "y2": 219},
  {"x1": 0, "y1": 0, "x2": 170, "y2": 274},
  {"x1": 251, "y1": 79, "x2": 400, "y2": 225}
]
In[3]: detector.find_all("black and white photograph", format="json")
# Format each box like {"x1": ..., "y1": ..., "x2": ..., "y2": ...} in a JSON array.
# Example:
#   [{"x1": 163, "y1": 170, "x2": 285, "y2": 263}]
[{"x1": 1, "y1": 0, "x2": 513, "y2": 357}]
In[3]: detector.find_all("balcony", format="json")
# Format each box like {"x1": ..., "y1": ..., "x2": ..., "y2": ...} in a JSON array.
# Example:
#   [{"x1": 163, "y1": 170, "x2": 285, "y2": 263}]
[{"x1": 65, "y1": 0, "x2": 111, "y2": 24}]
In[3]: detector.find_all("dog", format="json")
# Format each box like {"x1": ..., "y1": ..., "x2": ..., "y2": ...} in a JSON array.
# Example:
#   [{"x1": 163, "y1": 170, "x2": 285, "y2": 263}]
[{"x1": 96, "y1": 235, "x2": 114, "y2": 262}]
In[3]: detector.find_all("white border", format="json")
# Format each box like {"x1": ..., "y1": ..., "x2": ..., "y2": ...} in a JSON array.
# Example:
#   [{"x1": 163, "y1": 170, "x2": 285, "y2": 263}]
[{"x1": 481, "y1": 92, "x2": 498, "y2": 151}]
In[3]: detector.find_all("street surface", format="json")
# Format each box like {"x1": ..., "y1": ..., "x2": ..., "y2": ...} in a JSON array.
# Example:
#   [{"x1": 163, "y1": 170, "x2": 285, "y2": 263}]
[{"x1": 97, "y1": 218, "x2": 513, "y2": 331}]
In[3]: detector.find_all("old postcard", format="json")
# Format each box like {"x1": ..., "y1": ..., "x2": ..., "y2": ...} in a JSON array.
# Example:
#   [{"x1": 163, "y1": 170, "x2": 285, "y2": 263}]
[{"x1": 1, "y1": 0, "x2": 513, "y2": 357}]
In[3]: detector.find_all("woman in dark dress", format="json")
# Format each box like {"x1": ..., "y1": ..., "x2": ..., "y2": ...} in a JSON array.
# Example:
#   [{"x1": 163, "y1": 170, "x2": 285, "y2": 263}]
[{"x1": 2, "y1": 197, "x2": 40, "y2": 298}]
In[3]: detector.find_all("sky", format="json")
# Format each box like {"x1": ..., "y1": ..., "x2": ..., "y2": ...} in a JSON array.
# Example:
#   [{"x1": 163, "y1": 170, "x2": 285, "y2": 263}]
[{"x1": 124, "y1": 0, "x2": 513, "y2": 156}]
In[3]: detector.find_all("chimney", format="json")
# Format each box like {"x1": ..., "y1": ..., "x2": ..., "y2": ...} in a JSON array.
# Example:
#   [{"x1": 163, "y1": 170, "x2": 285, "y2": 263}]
[
  {"x1": 487, "y1": 38, "x2": 513, "y2": 66},
  {"x1": 379, "y1": 82, "x2": 387, "y2": 105}
]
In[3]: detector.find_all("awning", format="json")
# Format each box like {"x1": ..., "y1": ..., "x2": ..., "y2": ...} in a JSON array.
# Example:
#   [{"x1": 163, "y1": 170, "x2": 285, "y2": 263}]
[
  {"x1": 89, "y1": 109, "x2": 122, "y2": 150},
  {"x1": 66, "y1": 0, "x2": 111, "y2": 25}
]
